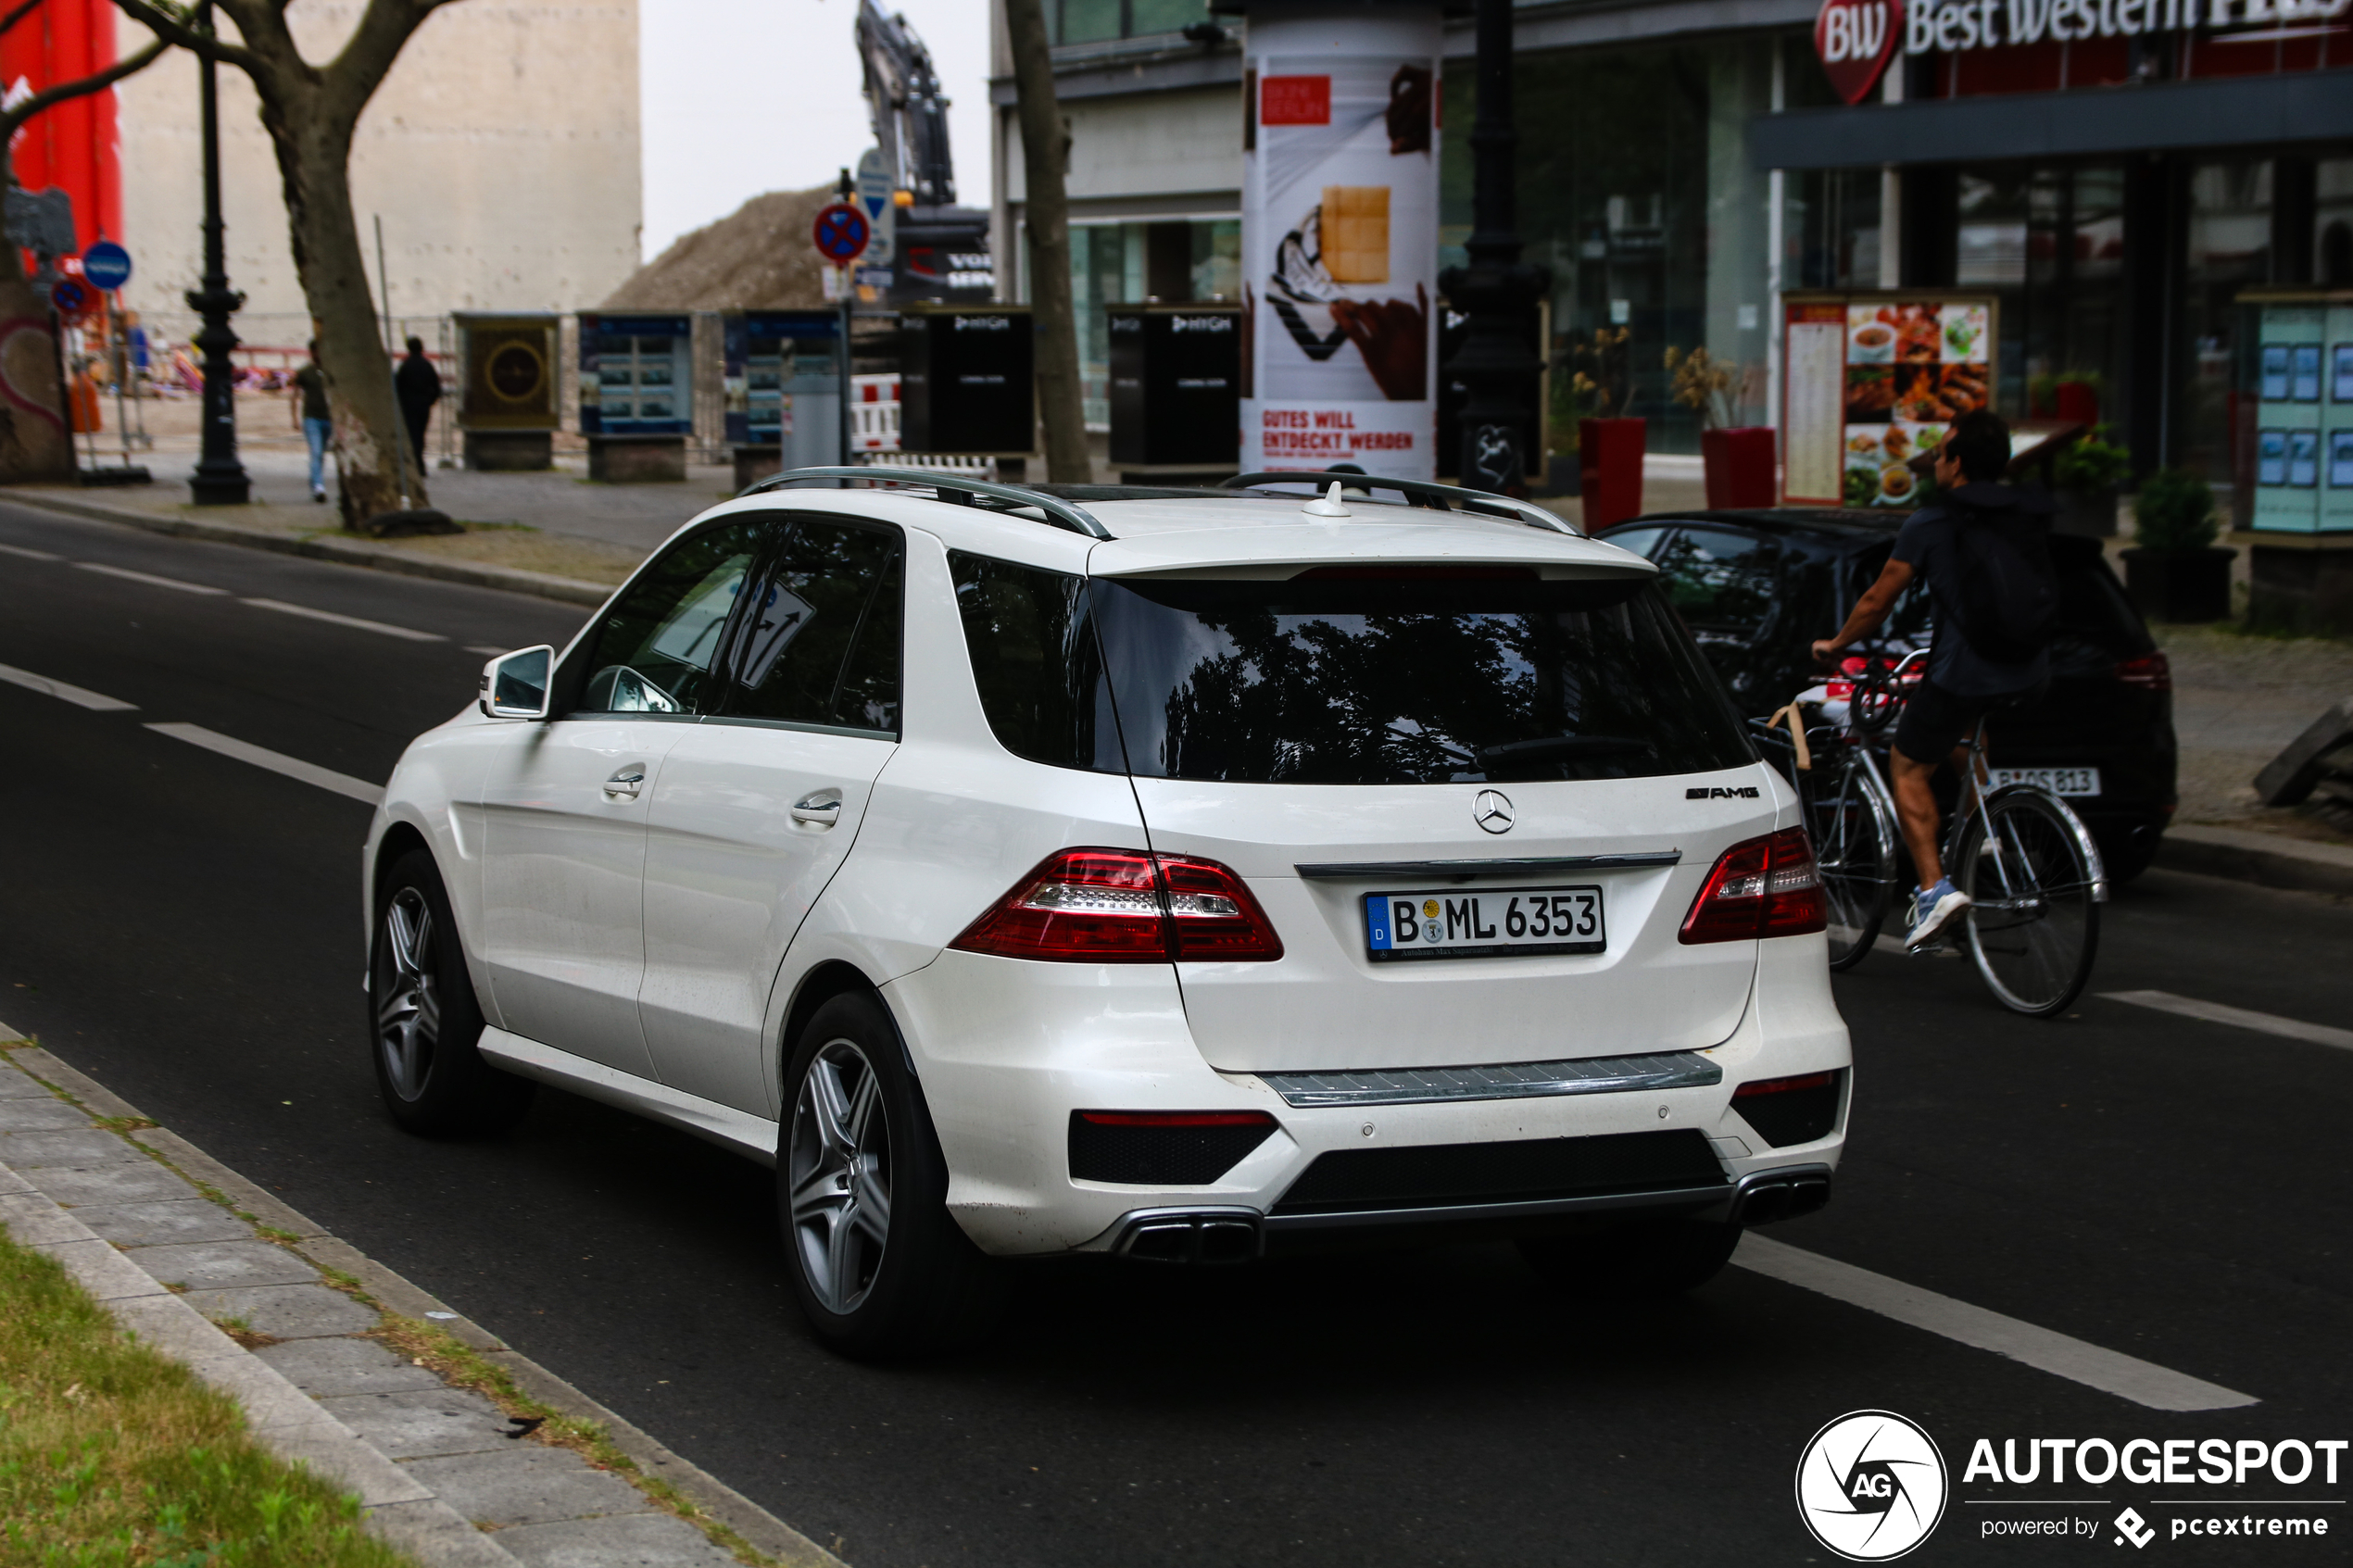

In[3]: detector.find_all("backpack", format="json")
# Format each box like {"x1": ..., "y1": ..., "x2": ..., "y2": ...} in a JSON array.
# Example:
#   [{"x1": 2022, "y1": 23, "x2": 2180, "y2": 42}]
[{"x1": 1946, "y1": 500, "x2": 2057, "y2": 664}]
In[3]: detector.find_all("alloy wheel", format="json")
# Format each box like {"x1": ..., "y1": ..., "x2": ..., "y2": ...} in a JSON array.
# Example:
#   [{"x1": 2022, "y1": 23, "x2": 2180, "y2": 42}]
[
  {"x1": 375, "y1": 887, "x2": 441, "y2": 1101},
  {"x1": 787, "y1": 1040, "x2": 893, "y2": 1316}
]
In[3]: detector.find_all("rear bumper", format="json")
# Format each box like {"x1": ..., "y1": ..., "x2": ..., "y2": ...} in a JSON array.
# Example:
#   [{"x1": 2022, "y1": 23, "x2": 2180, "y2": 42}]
[
  {"x1": 884, "y1": 937, "x2": 1850, "y2": 1257},
  {"x1": 1092, "y1": 1163, "x2": 1833, "y2": 1263}
]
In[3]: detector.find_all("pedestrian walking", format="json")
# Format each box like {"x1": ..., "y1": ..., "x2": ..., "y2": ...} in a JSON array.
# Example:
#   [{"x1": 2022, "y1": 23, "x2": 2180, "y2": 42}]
[
  {"x1": 395, "y1": 336, "x2": 440, "y2": 470},
  {"x1": 292, "y1": 342, "x2": 332, "y2": 503},
  {"x1": 1809, "y1": 408, "x2": 2059, "y2": 949}
]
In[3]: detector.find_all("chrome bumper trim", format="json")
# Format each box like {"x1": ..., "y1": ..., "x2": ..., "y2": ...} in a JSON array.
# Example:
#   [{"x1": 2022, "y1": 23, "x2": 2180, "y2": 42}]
[
  {"x1": 1293, "y1": 851, "x2": 1682, "y2": 882},
  {"x1": 1257, "y1": 1049, "x2": 1722, "y2": 1109},
  {"x1": 1263, "y1": 1180, "x2": 1732, "y2": 1234}
]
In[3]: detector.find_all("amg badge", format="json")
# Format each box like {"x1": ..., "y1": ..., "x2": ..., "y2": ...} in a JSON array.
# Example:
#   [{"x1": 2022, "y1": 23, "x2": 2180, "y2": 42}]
[{"x1": 1687, "y1": 785, "x2": 1761, "y2": 799}]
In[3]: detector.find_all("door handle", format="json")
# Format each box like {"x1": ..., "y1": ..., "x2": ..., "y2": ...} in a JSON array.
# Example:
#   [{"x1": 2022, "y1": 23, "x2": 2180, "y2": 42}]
[
  {"x1": 603, "y1": 767, "x2": 647, "y2": 800},
  {"x1": 790, "y1": 790, "x2": 843, "y2": 827}
]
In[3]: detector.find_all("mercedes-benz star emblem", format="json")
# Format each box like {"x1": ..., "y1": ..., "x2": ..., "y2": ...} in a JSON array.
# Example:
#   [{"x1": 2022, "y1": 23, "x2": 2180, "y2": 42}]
[{"x1": 1473, "y1": 789, "x2": 1515, "y2": 834}]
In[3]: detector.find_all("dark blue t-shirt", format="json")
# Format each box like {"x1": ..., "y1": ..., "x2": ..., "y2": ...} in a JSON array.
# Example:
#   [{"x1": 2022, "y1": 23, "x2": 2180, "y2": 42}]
[{"x1": 1890, "y1": 486, "x2": 2050, "y2": 697}]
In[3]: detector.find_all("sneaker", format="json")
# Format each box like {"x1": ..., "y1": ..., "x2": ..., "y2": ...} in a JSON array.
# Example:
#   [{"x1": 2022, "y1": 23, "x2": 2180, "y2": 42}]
[
  {"x1": 1905, "y1": 879, "x2": 1972, "y2": 951},
  {"x1": 313, "y1": 487, "x2": 327, "y2": 503}
]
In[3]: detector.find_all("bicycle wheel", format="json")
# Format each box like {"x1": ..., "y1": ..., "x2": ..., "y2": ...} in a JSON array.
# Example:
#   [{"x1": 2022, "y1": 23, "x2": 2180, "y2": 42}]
[
  {"x1": 1957, "y1": 789, "x2": 2103, "y2": 1017},
  {"x1": 1799, "y1": 752, "x2": 1899, "y2": 972}
]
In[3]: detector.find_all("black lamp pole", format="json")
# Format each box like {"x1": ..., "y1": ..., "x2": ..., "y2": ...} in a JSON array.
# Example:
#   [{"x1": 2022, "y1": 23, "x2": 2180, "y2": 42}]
[
  {"x1": 1438, "y1": 0, "x2": 1547, "y2": 495},
  {"x1": 186, "y1": 0, "x2": 248, "y2": 505}
]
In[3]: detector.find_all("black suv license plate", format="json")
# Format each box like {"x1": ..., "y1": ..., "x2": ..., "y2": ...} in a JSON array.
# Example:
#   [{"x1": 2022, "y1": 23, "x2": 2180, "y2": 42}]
[{"x1": 1363, "y1": 885, "x2": 1605, "y2": 962}]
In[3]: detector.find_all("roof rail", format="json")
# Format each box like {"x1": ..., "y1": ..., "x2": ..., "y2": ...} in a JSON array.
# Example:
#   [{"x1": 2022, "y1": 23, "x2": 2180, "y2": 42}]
[
  {"x1": 1221, "y1": 471, "x2": 1580, "y2": 537},
  {"x1": 742, "y1": 466, "x2": 1114, "y2": 540}
]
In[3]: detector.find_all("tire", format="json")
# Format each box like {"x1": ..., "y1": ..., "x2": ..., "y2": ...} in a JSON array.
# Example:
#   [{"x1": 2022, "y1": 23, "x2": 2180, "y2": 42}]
[
  {"x1": 1517, "y1": 1218, "x2": 1744, "y2": 1299},
  {"x1": 370, "y1": 849, "x2": 535, "y2": 1135},
  {"x1": 1799, "y1": 754, "x2": 1900, "y2": 972},
  {"x1": 1957, "y1": 790, "x2": 2102, "y2": 1018},
  {"x1": 777, "y1": 992, "x2": 1006, "y2": 1359}
]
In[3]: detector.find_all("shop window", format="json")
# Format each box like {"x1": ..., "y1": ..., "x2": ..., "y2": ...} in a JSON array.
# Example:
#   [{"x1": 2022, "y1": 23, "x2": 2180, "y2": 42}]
[
  {"x1": 1051, "y1": 0, "x2": 1204, "y2": 46},
  {"x1": 2181, "y1": 158, "x2": 2276, "y2": 495},
  {"x1": 2316, "y1": 158, "x2": 2353, "y2": 286}
]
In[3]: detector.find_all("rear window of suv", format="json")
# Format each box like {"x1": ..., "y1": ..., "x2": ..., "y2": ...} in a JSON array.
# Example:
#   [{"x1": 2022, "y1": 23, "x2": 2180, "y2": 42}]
[{"x1": 950, "y1": 551, "x2": 1753, "y2": 785}]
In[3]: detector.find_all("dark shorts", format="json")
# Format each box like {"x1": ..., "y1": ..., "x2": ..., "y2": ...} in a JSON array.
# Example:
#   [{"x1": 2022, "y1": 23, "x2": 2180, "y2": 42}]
[{"x1": 1893, "y1": 678, "x2": 2046, "y2": 765}]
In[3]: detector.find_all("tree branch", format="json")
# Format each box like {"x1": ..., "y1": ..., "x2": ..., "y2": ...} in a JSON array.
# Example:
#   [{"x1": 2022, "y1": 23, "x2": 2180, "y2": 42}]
[
  {"x1": 0, "y1": 0, "x2": 45, "y2": 43},
  {"x1": 107, "y1": 0, "x2": 263, "y2": 75},
  {"x1": 321, "y1": 0, "x2": 451, "y2": 111},
  {"x1": 0, "y1": 36, "x2": 168, "y2": 143}
]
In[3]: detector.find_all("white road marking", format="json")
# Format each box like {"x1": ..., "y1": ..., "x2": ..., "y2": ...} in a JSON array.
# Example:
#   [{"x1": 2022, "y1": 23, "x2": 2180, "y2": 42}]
[
  {"x1": 144, "y1": 722, "x2": 383, "y2": 805},
  {"x1": 0, "y1": 661, "x2": 137, "y2": 711},
  {"x1": 2102, "y1": 990, "x2": 2353, "y2": 1054},
  {"x1": 241, "y1": 597, "x2": 445, "y2": 643},
  {"x1": 466, "y1": 644, "x2": 510, "y2": 658},
  {"x1": 74, "y1": 561, "x2": 229, "y2": 595},
  {"x1": 1733, "y1": 1233, "x2": 2258, "y2": 1411},
  {"x1": 0, "y1": 542, "x2": 61, "y2": 560}
]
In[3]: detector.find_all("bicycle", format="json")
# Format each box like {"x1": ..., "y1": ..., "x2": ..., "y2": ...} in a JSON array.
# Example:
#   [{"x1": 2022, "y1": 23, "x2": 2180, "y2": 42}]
[{"x1": 1755, "y1": 649, "x2": 2108, "y2": 1017}]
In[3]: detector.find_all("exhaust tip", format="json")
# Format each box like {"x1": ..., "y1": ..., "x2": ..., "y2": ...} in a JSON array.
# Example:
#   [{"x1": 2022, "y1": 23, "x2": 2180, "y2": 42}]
[
  {"x1": 1113, "y1": 1209, "x2": 1264, "y2": 1264},
  {"x1": 1731, "y1": 1166, "x2": 1832, "y2": 1226}
]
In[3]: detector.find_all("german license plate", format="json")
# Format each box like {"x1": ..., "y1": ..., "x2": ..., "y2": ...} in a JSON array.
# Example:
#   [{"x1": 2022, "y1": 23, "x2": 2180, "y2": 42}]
[
  {"x1": 1364, "y1": 885, "x2": 1604, "y2": 963},
  {"x1": 1991, "y1": 766, "x2": 2102, "y2": 797}
]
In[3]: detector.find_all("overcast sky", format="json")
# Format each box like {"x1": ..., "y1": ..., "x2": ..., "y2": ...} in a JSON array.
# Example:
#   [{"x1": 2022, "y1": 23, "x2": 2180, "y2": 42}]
[{"x1": 638, "y1": 0, "x2": 994, "y2": 262}]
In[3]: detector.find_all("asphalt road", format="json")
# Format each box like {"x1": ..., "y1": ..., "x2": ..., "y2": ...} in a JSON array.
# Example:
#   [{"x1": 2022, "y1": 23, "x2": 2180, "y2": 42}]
[{"x1": 5, "y1": 501, "x2": 2349, "y2": 1566}]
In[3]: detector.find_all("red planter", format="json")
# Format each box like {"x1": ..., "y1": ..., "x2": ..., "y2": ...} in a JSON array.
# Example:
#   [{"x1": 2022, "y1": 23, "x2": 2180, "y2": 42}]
[
  {"x1": 1579, "y1": 417, "x2": 1646, "y2": 529},
  {"x1": 1702, "y1": 425, "x2": 1776, "y2": 508},
  {"x1": 2055, "y1": 381, "x2": 2100, "y2": 426}
]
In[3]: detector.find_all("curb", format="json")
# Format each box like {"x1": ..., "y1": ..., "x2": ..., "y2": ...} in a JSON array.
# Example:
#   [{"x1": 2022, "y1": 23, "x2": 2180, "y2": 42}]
[
  {"x1": 2156, "y1": 822, "x2": 2353, "y2": 898},
  {"x1": 0, "y1": 1029, "x2": 842, "y2": 1568},
  {"x1": 4, "y1": 487, "x2": 616, "y2": 608}
]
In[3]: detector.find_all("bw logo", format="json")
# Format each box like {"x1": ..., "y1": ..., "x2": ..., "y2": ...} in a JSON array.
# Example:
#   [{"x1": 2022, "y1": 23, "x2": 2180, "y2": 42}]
[
  {"x1": 2114, "y1": 1507, "x2": 2155, "y2": 1549},
  {"x1": 1795, "y1": 1411, "x2": 1948, "y2": 1561}
]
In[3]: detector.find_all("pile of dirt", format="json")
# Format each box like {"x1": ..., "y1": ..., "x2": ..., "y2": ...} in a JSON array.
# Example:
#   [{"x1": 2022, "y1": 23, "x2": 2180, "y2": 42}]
[{"x1": 600, "y1": 187, "x2": 834, "y2": 310}]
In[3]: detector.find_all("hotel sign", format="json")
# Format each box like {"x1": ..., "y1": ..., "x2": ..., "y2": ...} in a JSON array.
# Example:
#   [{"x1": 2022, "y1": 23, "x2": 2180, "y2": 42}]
[{"x1": 1813, "y1": 0, "x2": 2341, "y2": 103}]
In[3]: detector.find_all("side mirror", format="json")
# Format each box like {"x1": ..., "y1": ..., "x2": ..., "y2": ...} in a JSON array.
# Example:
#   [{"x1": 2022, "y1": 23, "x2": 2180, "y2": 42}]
[{"x1": 479, "y1": 645, "x2": 554, "y2": 720}]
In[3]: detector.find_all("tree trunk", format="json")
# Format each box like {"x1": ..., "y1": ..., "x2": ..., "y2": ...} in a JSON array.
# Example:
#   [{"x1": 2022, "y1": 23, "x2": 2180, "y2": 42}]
[
  {"x1": 1001, "y1": 0, "x2": 1088, "y2": 483},
  {"x1": 259, "y1": 90, "x2": 421, "y2": 530}
]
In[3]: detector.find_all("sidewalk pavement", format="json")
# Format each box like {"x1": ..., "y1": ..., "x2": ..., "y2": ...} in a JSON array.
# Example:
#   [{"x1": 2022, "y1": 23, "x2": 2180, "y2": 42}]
[{"x1": 0, "y1": 1026, "x2": 841, "y2": 1568}]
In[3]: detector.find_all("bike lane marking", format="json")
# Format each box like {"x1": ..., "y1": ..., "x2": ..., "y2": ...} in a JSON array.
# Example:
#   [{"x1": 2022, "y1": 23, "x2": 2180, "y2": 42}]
[
  {"x1": 2101, "y1": 990, "x2": 2353, "y2": 1054},
  {"x1": 144, "y1": 722, "x2": 383, "y2": 806},
  {"x1": 74, "y1": 561, "x2": 231, "y2": 595},
  {"x1": 241, "y1": 597, "x2": 446, "y2": 643},
  {"x1": 0, "y1": 661, "x2": 138, "y2": 711},
  {"x1": 1733, "y1": 1233, "x2": 2258, "y2": 1411}
]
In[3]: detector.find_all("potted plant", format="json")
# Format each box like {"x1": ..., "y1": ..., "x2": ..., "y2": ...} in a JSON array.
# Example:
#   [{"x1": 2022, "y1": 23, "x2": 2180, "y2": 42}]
[
  {"x1": 1564, "y1": 326, "x2": 1642, "y2": 527},
  {"x1": 2051, "y1": 424, "x2": 2132, "y2": 536},
  {"x1": 1668, "y1": 345, "x2": 1772, "y2": 508},
  {"x1": 2122, "y1": 467, "x2": 2233, "y2": 623}
]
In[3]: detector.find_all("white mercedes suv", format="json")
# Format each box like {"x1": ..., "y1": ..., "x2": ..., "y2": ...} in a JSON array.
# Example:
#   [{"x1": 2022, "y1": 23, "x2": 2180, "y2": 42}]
[{"x1": 364, "y1": 471, "x2": 1850, "y2": 1356}]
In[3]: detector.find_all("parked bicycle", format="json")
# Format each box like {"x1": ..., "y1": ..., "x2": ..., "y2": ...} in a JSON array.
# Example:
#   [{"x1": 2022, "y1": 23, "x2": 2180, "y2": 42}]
[{"x1": 1755, "y1": 649, "x2": 2108, "y2": 1017}]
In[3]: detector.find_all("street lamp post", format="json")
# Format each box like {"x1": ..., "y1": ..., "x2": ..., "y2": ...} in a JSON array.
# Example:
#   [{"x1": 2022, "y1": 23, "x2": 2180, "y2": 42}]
[
  {"x1": 186, "y1": 0, "x2": 248, "y2": 505},
  {"x1": 1438, "y1": 0, "x2": 1547, "y2": 495}
]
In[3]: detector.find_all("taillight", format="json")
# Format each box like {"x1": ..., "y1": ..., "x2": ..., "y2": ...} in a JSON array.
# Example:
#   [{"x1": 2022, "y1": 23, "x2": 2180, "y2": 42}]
[
  {"x1": 950, "y1": 848, "x2": 1285, "y2": 963},
  {"x1": 1732, "y1": 1071, "x2": 1836, "y2": 1101},
  {"x1": 1680, "y1": 828, "x2": 1828, "y2": 944},
  {"x1": 2115, "y1": 651, "x2": 2171, "y2": 692}
]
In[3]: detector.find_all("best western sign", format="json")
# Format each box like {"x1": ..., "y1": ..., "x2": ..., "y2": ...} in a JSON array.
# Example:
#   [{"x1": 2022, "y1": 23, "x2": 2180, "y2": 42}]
[{"x1": 1813, "y1": 0, "x2": 2343, "y2": 103}]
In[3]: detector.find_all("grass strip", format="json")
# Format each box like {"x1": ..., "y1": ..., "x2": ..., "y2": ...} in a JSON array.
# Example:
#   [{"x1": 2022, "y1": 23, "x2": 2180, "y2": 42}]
[{"x1": 0, "y1": 1223, "x2": 414, "y2": 1567}]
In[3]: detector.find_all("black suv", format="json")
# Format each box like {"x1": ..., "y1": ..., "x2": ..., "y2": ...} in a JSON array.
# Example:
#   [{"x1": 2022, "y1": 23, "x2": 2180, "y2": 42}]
[{"x1": 1595, "y1": 508, "x2": 2177, "y2": 881}]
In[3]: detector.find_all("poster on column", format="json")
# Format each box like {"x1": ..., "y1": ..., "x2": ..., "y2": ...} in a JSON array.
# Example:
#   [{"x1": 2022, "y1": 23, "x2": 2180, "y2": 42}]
[{"x1": 1241, "y1": 9, "x2": 1440, "y2": 481}]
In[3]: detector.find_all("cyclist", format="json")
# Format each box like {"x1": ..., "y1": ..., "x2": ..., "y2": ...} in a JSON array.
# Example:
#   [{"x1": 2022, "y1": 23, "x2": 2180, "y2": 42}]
[{"x1": 1811, "y1": 408, "x2": 2057, "y2": 951}]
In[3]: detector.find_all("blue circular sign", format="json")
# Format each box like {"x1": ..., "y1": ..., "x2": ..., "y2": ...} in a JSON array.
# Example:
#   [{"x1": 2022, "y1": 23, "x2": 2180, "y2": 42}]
[
  {"x1": 82, "y1": 241, "x2": 131, "y2": 292},
  {"x1": 812, "y1": 203, "x2": 870, "y2": 265},
  {"x1": 50, "y1": 278, "x2": 90, "y2": 317}
]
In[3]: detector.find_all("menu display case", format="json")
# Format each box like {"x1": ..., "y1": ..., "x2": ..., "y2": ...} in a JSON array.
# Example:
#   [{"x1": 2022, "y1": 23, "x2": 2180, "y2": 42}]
[
  {"x1": 578, "y1": 312, "x2": 694, "y2": 436},
  {"x1": 2238, "y1": 292, "x2": 2353, "y2": 535},
  {"x1": 1780, "y1": 291, "x2": 2000, "y2": 509}
]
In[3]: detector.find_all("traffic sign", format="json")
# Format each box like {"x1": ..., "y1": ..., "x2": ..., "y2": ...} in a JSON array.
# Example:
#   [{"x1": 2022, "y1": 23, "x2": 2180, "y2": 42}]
[
  {"x1": 50, "y1": 277, "x2": 91, "y2": 317},
  {"x1": 82, "y1": 240, "x2": 131, "y2": 292},
  {"x1": 855, "y1": 147, "x2": 896, "y2": 269},
  {"x1": 812, "y1": 203, "x2": 871, "y2": 266}
]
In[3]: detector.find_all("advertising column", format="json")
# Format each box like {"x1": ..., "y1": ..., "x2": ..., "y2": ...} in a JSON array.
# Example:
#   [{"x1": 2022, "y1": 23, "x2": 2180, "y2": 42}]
[{"x1": 1241, "y1": 1, "x2": 1441, "y2": 481}]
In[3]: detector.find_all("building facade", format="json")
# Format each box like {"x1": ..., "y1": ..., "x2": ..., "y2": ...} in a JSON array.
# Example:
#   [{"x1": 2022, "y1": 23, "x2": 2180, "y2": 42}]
[
  {"x1": 102, "y1": 1, "x2": 643, "y2": 349},
  {"x1": 990, "y1": 0, "x2": 2353, "y2": 485}
]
